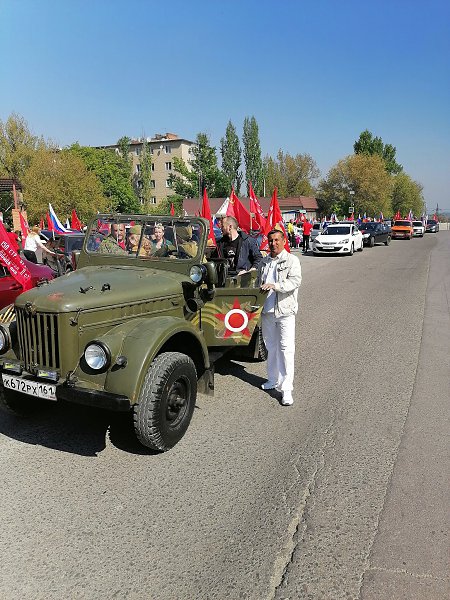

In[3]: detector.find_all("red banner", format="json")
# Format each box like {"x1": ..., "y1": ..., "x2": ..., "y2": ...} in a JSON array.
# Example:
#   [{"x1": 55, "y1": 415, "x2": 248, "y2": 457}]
[
  {"x1": 200, "y1": 188, "x2": 216, "y2": 246},
  {"x1": 0, "y1": 221, "x2": 33, "y2": 291},
  {"x1": 259, "y1": 188, "x2": 290, "y2": 253}
]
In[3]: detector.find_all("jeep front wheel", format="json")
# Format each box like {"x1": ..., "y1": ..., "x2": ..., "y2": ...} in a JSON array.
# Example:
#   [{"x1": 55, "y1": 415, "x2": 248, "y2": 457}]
[{"x1": 133, "y1": 352, "x2": 197, "y2": 452}]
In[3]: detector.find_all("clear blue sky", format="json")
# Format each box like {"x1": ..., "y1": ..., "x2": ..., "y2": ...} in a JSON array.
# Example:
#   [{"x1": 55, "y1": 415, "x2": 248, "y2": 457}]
[{"x1": 1, "y1": 0, "x2": 449, "y2": 210}]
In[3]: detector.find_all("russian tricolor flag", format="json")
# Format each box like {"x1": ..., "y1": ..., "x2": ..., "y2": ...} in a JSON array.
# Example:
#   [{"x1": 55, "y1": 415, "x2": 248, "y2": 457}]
[{"x1": 49, "y1": 203, "x2": 69, "y2": 233}]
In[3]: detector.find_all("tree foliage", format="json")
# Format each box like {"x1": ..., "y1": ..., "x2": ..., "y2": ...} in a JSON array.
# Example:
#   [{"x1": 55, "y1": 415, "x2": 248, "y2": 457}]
[
  {"x1": 22, "y1": 148, "x2": 108, "y2": 224},
  {"x1": 0, "y1": 113, "x2": 45, "y2": 181},
  {"x1": 170, "y1": 132, "x2": 228, "y2": 198},
  {"x1": 354, "y1": 129, "x2": 402, "y2": 175},
  {"x1": 116, "y1": 136, "x2": 131, "y2": 162},
  {"x1": 391, "y1": 173, "x2": 424, "y2": 217},
  {"x1": 317, "y1": 154, "x2": 393, "y2": 217},
  {"x1": 220, "y1": 121, "x2": 243, "y2": 193},
  {"x1": 68, "y1": 143, "x2": 140, "y2": 213},
  {"x1": 263, "y1": 150, "x2": 320, "y2": 198},
  {"x1": 136, "y1": 140, "x2": 154, "y2": 211},
  {"x1": 243, "y1": 116, "x2": 264, "y2": 196}
]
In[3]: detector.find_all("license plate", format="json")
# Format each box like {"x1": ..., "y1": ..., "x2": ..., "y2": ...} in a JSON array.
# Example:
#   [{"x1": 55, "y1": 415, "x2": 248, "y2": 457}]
[{"x1": 1, "y1": 374, "x2": 57, "y2": 401}]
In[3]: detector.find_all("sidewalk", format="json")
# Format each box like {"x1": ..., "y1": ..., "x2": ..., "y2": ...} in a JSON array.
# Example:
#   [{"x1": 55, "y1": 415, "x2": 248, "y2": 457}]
[{"x1": 361, "y1": 232, "x2": 450, "y2": 598}]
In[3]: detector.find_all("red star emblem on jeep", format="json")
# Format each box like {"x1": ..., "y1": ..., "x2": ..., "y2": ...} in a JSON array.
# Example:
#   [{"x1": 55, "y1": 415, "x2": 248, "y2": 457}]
[{"x1": 215, "y1": 298, "x2": 258, "y2": 339}]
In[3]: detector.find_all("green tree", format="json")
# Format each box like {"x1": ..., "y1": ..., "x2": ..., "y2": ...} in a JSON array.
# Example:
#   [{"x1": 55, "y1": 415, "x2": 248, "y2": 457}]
[
  {"x1": 170, "y1": 132, "x2": 228, "y2": 198},
  {"x1": 354, "y1": 129, "x2": 402, "y2": 175},
  {"x1": 22, "y1": 148, "x2": 108, "y2": 224},
  {"x1": 391, "y1": 173, "x2": 424, "y2": 217},
  {"x1": 68, "y1": 143, "x2": 140, "y2": 213},
  {"x1": 220, "y1": 120, "x2": 242, "y2": 193},
  {"x1": 136, "y1": 140, "x2": 154, "y2": 210},
  {"x1": 317, "y1": 154, "x2": 392, "y2": 218},
  {"x1": 243, "y1": 116, "x2": 264, "y2": 196},
  {"x1": 263, "y1": 150, "x2": 320, "y2": 197},
  {"x1": 116, "y1": 136, "x2": 131, "y2": 162},
  {"x1": 0, "y1": 113, "x2": 45, "y2": 180}
]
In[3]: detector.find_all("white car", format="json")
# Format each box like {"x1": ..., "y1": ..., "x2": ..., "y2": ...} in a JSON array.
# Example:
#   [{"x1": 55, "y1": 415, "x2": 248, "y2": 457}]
[
  {"x1": 412, "y1": 220, "x2": 425, "y2": 237},
  {"x1": 312, "y1": 223, "x2": 364, "y2": 256}
]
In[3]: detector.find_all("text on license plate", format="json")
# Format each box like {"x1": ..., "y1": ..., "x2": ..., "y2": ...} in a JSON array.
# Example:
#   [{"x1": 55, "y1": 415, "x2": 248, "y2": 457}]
[{"x1": 1, "y1": 374, "x2": 57, "y2": 401}]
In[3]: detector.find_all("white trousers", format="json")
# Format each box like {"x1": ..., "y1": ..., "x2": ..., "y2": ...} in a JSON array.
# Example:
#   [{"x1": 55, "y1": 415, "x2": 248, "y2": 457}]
[{"x1": 261, "y1": 313, "x2": 296, "y2": 392}]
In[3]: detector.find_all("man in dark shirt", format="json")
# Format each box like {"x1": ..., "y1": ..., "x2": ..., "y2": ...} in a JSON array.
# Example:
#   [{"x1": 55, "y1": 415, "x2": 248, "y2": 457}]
[{"x1": 217, "y1": 216, "x2": 262, "y2": 275}]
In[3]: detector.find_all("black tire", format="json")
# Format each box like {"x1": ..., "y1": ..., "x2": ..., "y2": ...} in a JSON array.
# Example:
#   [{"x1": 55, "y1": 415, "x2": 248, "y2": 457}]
[
  {"x1": 385, "y1": 236, "x2": 391, "y2": 246},
  {"x1": 369, "y1": 236, "x2": 375, "y2": 247},
  {"x1": 0, "y1": 384, "x2": 51, "y2": 416},
  {"x1": 133, "y1": 352, "x2": 197, "y2": 452},
  {"x1": 348, "y1": 244, "x2": 354, "y2": 256},
  {"x1": 358, "y1": 240, "x2": 364, "y2": 252}
]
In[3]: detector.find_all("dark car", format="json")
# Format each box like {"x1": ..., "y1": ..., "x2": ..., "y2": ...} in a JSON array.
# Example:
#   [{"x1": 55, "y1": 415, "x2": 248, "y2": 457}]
[
  {"x1": 425, "y1": 219, "x2": 440, "y2": 233},
  {"x1": 359, "y1": 222, "x2": 391, "y2": 247},
  {"x1": 42, "y1": 232, "x2": 85, "y2": 274},
  {"x1": 0, "y1": 259, "x2": 54, "y2": 310}
]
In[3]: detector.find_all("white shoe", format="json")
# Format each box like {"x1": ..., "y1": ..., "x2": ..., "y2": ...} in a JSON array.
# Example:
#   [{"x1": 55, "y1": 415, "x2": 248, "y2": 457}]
[
  {"x1": 261, "y1": 380, "x2": 277, "y2": 390},
  {"x1": 281, "y1": 391, "x2": 294, "y2": 406}
]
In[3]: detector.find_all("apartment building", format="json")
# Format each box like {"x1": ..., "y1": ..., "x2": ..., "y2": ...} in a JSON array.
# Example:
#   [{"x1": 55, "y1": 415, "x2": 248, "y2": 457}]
[{"x1": 100, "y1": 132, "x2": 194, "y2": 205}]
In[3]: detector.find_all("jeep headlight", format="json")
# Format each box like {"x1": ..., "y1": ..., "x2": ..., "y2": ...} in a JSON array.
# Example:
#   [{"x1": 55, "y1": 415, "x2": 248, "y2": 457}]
[
  {"x1": 190, "y1": 264, "x2": 206, "y2": 284},
  {"x1": 0, "y1": 326, "x2": 10, "y2": 354},
  {"x1": 84, "y1": 342, "x2": 110, "y2": 371}
]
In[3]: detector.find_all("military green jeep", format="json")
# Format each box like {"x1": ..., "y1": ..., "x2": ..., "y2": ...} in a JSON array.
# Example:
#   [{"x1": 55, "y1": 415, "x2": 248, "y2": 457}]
[{"x1": 0, "y1": 215, "x2": 266, "y2": 452}]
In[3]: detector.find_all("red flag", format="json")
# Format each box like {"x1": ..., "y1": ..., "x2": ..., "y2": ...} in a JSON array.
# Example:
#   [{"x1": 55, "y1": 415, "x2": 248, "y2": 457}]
[
  {"x1": 394, "y1": 210, "x2": 401, "y2": 220},
  {"x1": 71, "y1": 209, "x2": 82, "y2": 231},
  {"x1": 248, "y1": 181, "x2": 266, "y2": 232},
  {"x1": 170, "y1": 202, "x2": 175, "y2": 216},
  {"x1": 39, "y1": 217, "x2": 45, "y2": 230},
  {"x1": 433, "y1": 212, "x2": 438, "y2": 221},
  {"x1": 348, "y1": 213, "x2": 354, "y2": 221},
  {"x1": 46, "y1": 212, "x2": 54, "y2": 231},
  {"x1": 0, "y1": 220, "x2": 33, "y2": 291},
  {"x1": 226, "y1": 188, "x2": 251, "y2": 233},
  {"x1": 200, "y1": 188, "x2": 216, "y2": 246},
  {"x1": 259, "y1": 188, "x2": 290, "y2": 253},
  {"x1": 19, "y1": 212, "x2": 29, "y2": 242}
]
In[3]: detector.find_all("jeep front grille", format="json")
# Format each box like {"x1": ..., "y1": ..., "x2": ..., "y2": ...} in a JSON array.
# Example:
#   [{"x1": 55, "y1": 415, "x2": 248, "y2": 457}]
[{"x1": 16, "y1": 308, "x2": 60, "y2": 370}]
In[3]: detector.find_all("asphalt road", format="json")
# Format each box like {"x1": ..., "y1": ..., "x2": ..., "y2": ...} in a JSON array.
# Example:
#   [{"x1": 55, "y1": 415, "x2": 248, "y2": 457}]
[{"x1": 0, "y1": 232, "x2": 448, "y2": 600}]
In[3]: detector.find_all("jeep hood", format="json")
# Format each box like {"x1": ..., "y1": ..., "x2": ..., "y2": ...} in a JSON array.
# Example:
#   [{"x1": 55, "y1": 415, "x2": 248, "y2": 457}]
[{"x1": 15, "y1": 266, "x2": 190, "y2": 313}]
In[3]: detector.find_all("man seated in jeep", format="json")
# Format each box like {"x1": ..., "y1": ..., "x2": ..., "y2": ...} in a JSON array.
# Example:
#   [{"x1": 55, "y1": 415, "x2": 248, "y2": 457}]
[{"x1": 99, "y1": 223, "x2": 127, "y2": 255}]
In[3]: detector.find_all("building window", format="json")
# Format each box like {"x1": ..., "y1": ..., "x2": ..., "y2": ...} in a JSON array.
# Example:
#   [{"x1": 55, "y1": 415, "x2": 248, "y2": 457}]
[
  {"x1": 164, "y1": 145, "x2": 171, "y2": 154},
  {"x1": 165, "y1": 179, "x2": 172, "y2": 188},
  {"x1": 151, "y1": 180, "x2": 155, "y2": 188},
  {"x1": 151, "y1": 197, "x2": 157, "y2": 204},
  {"x1": 151, "y1": 163, "x2": 155, "y2": 171},
  {"x1": 136, "y1": 164, "x2": 141, "y2": 174},
  {"x1": 135, "y1": 148, "x2": 140, "y2": 156},
  {"x1": 165, "y1": 162, "x2": 172, "y2": 171}
]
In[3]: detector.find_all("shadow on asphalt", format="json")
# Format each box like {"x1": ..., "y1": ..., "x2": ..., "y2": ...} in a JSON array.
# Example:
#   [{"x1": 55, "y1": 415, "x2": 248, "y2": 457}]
[{"x1": 0, "y1": 401, "x2": 159, "y2": 457}]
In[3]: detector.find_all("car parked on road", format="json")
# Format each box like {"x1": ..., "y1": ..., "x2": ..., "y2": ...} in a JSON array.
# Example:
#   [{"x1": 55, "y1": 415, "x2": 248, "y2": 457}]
[
  {"x1": 359, "y1": 222, "x2": 391, "y2": 247},
  {"x1": 42, "y1": 232, "x2": 85, "y2": 274},
  {"x1": 425, "y1": 219, "x2": 440, "y2": 233},
  {"x1": 0, "y1": 259, "x2": 55, "y2": 310},
  {"x1": 312, "y1": 223, "x2": 364, "y2": 256},
  {"x1": 412, "y1": 221, "x2": 425, "y2": 237},
  {"x1": 391, "y1": 220, "x2": 414, "y2": 240},
  {"x1": 310, "y1": 222, "x2": 323, "y2": 242}
]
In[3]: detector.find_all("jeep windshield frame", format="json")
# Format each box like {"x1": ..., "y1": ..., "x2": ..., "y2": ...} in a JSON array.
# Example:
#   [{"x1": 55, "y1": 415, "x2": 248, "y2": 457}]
[{"x1": 85, "y1": 215, "x2": 207, "y2": 263}]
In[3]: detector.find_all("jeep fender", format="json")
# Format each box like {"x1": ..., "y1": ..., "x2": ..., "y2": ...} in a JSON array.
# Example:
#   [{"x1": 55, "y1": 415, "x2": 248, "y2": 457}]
[{"x1": 99, "y1": 316, "x2": 209, "y2": 404}]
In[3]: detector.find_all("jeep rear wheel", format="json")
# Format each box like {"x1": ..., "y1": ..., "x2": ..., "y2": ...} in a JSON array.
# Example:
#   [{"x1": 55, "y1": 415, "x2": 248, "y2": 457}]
[{"x1": 133, "y1": 352, "x2": 197, "y2": 452}]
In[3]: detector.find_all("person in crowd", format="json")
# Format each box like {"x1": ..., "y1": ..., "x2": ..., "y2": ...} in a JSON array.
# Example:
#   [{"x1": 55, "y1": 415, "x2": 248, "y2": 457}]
[
  {"x1": 23, "y1": 226, "x2": 56, "y2": 263},
  {"x1": 175, "y1": 225, "x2": 198, "y2": 258},
  {"x1": 257, "y1": 228, "x2": 302, "y2": 406},
  {"x1": 302, "y1": 219, "x2": 313, "y2": 253},
  {"x1": 287, "y1": 219, "x2": 296, "y2": 248},
  {"x1": 127, "y1": 225, "x2": 149, "y2": 257},
  {"x1": 99, "y1": 223, "x2": 127, "y2": 254},
  {"x1": 216, "y1": 216, "x2": 262, "y2": 275},
  {"x1": 5, "y1": 224, "x2": 19, "y2": 253},
  {"x1": 148, "y1": 223, "x2": 175, "y2": 256}
]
